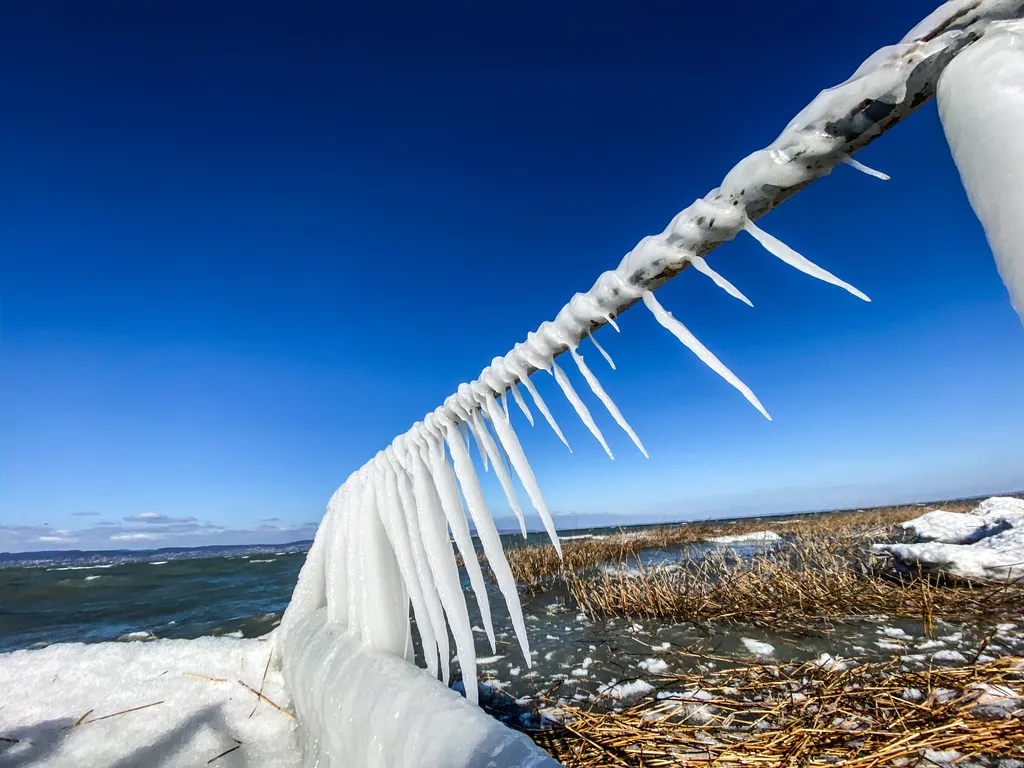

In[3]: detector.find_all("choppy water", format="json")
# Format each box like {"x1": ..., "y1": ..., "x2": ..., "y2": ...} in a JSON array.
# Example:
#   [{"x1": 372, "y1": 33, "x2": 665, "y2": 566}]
[
  {"x1": 4, "y1": 525, "x2": 1022, "y2": 721},
  {"x1": 0, "y1": 545, "x2": 308, "y2": 652}
]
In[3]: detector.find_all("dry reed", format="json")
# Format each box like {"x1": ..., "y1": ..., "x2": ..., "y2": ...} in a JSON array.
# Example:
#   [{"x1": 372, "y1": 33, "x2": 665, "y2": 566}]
[
  {"x1": 567, "y1": 535, "x2": 1024, "y2": 632},
  {"x1": 532, "y1": 655, "x2": 1024, "y2": 768},
  {"x1": 498, "y1": 503, "x2": 956, "y2": 592}
]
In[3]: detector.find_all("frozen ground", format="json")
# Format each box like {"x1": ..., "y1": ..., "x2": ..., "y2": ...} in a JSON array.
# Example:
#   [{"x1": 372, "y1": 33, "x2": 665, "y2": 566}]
[{"x1": 0, "y1": 635, "x2": 298, "y2": 767}]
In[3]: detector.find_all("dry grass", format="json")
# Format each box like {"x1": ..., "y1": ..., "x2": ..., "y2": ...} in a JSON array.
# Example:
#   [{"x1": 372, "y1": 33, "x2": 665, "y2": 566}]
[
  {"x1": 532, "y1": 655, "x2": 1024, "y2": 768},
  {"x1": 566, "y1": 534, "x2": 1024, "y2": 633},
  {"x1": 499, "y1": 502, "x2": 965, "y2": 592}
]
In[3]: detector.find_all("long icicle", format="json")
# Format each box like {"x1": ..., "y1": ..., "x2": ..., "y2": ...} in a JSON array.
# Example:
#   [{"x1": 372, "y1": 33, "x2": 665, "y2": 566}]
[
  {"x1": 423, "y1": 431, "x2": 497, "y2": 654},
  {"x1": 642, "y1": 290, "x2": 771, "y2": 421},
  {"x1": 551, "y1": 361, "x2": 614, "y2": 459},
  {"x1": 517, "y1": 373, "x2": 571, "y2": 452},
  {"x1": 588, "y1": 330, "x2": 616, "y2": 369},
  {"x1": 743, "y1": 219, "x2": 870, "y2": 302},
  {"x1": 387, "y1": 449, "x2": 448, "y2": 680},
  {"x1": 468, "y1": 408, "x2": 529, "y2": 538},
  {"x1": 404, "y1": 437, "x2": 477, "y2": 699},
  {"x1": 441, "y1": 418, "x2": 533, "y2": 666},
  {"x1": 464, "y1": 412, "x2": 490, "y2": 472},
  {"x1": 508, "y1": 381, "x2": 535, "y2": 425},
  {"x1": 482, "y1": 395, "x2": 562, "y2": 556},
  {"x1": 569, "y1": 346, "x2": 647, "y2": 458},
  {"x1": 688, "y1": 255, "x2": 753, "y2": 307},
  {"x1": 375, "y1": 456, "x2": 439, "y2": 670}
]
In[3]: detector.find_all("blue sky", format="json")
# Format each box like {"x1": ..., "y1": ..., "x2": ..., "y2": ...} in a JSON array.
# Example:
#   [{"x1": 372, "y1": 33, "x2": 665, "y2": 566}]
[{"x1": 3, "y1": 1, "x2": 1022, "y2": 552}]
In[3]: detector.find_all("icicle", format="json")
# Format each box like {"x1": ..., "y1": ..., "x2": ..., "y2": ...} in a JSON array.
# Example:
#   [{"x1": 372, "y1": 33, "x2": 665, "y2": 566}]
[
  {"x1": 517, "y1": 373, "x2": 571, "y2": 452},
  {"x1": 743, "y1": 219, "x2": 870, "y2": 302},
  {"x1": 607, "y1": 315, "x2": 620, "y2": 332},
  {"x1": 842, "y1": 155, "x2": 890, "y2": 181},
  {"x1": 458, "y1": 421, "x2": 474, "y2": 457},
  {"x1": 375, "y1": 457, "x2": 439, "y2": 672},
  {"x1": 481, "y1": 395, "x2": 562, "y2": 556},
  {"x1": 642, "y1": 291, "x2": 771, "y2": 421},
  {"x1": 422, "y1": 430, "x2": 497, "y2": 654},
  {"x1": 569, "y1": 347, "x2": 647, "y2": 458},
  {"x1": 501, "y1": 390, "x2": 510, "y2": 420},
  {"x1": 508, "y1": 381, "x2": 535, "y2": 426},
  {"x1": 464, "y1": 411, "x2": 490, "y2": 472},
  {"x1": 403, "y1": 437, "x2": 477, "y2": 700},
  {"x1": 588, "y1": 330, "x2": 616, "y2": 370},
  {"x1": 387, "y1": 450, "x2": 448, "y2": 680},
  {"x1": 688, "y1": 255, "x2": 753, "y2": 307},
  {"x1": 551, "y1": 361, "x2": 614, "y2": 459},
  {"x1": 441, "y1": 418, "x2": 533, "y2": 666},
  {"x1": 468, "y1": 408, "x2": 529, "y2": 538}
]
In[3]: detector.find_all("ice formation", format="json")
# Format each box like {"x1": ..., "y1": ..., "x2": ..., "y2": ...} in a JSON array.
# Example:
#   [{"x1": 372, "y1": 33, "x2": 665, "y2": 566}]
[
  {"x1": 938, "y1": 17, "x2": 1024, "y2": 323},
  {"x1": 874, "y1": 497, "x2": 1024, "y2": 582},
  {"x1": 274, "y1": 2, "x2": 1024, "y2": 766}
]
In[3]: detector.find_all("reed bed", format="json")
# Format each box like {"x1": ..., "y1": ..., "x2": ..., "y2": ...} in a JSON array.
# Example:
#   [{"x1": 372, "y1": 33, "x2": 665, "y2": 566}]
[
  {"x1": 533, "y1": 655, "x2": 1024, "y2": 768},
  {"x1": 501, "y1": 502, "x2": 958, "y2": 592},
  {"x1": 566, "y1": 535, "x2": 1024, "y2": 633}
]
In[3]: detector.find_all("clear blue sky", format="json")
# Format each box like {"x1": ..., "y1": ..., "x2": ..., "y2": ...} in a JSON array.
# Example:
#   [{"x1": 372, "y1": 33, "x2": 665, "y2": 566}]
[{"x1": 3, "y1": 1, "x2": 1022, "y2": 552}]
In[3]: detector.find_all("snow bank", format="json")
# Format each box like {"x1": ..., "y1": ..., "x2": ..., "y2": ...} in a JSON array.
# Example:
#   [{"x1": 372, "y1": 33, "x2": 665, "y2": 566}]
[
  {"x1": 875, "y1": 497, "x2": 1024, "y2": 582},
  {"x1": 706, "y1": 531, "x2": 781, "y2": 545},
  {"x1": 0, "y1": 636, "x2": 299, "y2": 768}
]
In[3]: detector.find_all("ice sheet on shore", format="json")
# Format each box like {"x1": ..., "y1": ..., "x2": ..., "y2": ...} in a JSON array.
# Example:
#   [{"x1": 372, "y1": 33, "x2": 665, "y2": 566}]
[
  {"x1": 874, "y1": 497, "x2": 1024, "y2": 582},
  {"x1": 0, "y1": 635, "x2": 299, "y2": 768}
]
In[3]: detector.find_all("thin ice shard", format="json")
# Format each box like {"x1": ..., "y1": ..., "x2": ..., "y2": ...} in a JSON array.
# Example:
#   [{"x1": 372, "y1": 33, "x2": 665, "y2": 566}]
[
  {"x1": 569, "y1": 347, "x2": 648, "y2": 458},
  {"x1": 464, "y1": 411, "x2": 490, "y2": 472},
  {"x1": 743, "y1": 219, "x2": 870, "y2": 302},
  {"x1": 688, "y1": 255, "x2": 753, "y2": 307},
  {"x1": 518, "y1": 373, "x2": 572, "y2": 452},
  {"x1": 551, "y1": 361, "x2": 614, "y2": 459},
  {"x1": 442, "y1": 418, "x2": 532, "y2": 666},
  {"x1": 509, "y1": 381, "x2": 535, "y2": 426},
  {"x1": 642, "y1": 291, "x2": 771, "y2": 421},
  {"x1": 588, "y1": 330, "x2": 616, "y2": 369},
  {"x1": 482, "y1": 395, "x2": 562, "y2": 556},
  {"x1": 468, "y1": 408, "x2": 529, "y2": 538},
  {"x1": 842, "y1": 155, "x2": 891, "y2": 181}
]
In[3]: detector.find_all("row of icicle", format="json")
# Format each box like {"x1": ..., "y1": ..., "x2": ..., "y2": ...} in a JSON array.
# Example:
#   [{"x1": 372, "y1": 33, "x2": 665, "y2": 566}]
[{"x1": 322, "y1": 164, "x2": 885, "y2": 706}]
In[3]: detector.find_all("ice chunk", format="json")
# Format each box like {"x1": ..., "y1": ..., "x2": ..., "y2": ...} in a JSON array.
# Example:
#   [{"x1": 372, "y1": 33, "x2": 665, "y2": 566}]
[{"x1": 740, "y1": 638, "x2": 775, "y2": 656}]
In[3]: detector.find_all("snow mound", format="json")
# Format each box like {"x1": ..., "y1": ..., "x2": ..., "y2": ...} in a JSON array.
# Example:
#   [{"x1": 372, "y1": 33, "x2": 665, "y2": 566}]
[
  {"x1": 0, "y1": 636, "x2": 299, "y2": 768},
  {"x1": 875, "y1": 497, "x2": 1024, "y2": 582},
  {"x1": 900, "y1": 510, "x2": 1008, "y2": 544},
  {"x1": 706, "y1": 531, "x2": 781, "y2": 545}
]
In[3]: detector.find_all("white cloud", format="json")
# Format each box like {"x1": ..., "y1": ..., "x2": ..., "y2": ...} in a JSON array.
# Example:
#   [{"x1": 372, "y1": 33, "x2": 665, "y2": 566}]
[
  {"x1": 110, "y1": 532, "x2": 161, "y2": 542},
  {"x1": 1, "y1": 517, "x2": 318, "y2": 553}
]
